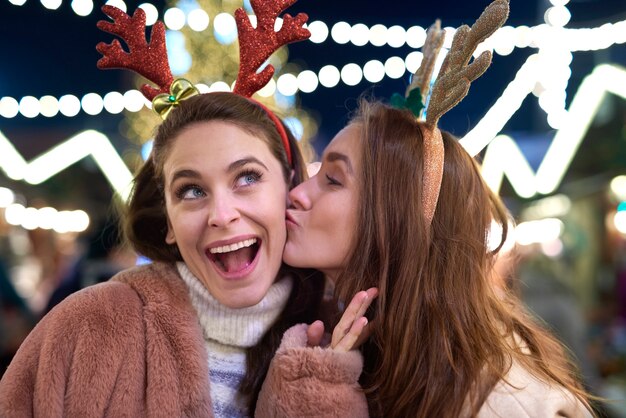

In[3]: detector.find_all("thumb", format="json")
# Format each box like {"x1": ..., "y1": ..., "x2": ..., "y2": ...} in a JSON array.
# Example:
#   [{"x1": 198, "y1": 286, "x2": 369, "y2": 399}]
[{"x1": 307, "y1": 320, "x2": 325, "y2": 347}]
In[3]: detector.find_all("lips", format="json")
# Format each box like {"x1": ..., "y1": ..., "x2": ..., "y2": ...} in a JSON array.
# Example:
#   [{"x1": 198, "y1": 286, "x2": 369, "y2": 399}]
[{"x1": 285, "y1": 210, "x2": 299, "y2": 227}]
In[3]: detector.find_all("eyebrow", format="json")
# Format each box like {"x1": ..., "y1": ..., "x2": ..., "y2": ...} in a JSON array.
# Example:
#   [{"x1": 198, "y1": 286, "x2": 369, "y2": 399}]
[
  {"x1": 170, "y1": 169, "x2": 201, "y2": 185},
  {"x1": 325, "y1": 151, "x2": 353, "y2": 174},
  {"x1": 168, "y1": 157, "x2": 270, "y2": 186},
  {"x1": 228, "y1": 156, "x2": 269, "y2": 173}
]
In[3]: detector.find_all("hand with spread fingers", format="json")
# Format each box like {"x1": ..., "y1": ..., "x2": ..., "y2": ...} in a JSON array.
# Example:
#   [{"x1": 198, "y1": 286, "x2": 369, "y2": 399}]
[{"x1": 307, "y1": 287, "x2": 379, "y2": 351}]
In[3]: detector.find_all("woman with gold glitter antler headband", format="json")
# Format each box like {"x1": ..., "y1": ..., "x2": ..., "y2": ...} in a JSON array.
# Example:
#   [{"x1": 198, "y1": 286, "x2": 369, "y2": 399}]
[
  {"x1": 0, "y1": 1, "x2": 369, "y2": 416},
  {"x1": 256, "y1": 0, "x2": 596, "y2": 416}
]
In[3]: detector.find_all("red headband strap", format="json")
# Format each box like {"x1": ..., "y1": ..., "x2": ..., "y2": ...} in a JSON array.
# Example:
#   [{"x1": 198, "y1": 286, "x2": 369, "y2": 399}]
[{"x1": 248, "y1": 97, "x2": 293, "y2": 166}]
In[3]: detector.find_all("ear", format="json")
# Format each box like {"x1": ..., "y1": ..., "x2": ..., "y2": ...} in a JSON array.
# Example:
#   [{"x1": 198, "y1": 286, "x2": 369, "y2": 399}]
[{"x1": 165, "y1": 217, "x2": 176, "y2": 244}]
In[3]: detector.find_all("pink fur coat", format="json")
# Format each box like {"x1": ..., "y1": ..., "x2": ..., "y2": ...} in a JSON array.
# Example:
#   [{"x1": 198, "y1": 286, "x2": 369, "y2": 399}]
[{"x1": 0, "y1": 262, "x2": 365, "y2": 417}]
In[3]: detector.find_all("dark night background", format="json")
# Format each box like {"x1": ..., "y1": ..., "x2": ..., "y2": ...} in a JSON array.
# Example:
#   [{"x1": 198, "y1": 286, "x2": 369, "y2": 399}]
[{"x1": 0, "y1": 0, "x2": 625, "y2": 213}]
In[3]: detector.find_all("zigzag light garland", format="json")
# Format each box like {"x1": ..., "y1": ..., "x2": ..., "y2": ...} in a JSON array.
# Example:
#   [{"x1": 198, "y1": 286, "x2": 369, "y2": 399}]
[
  {"x1": 478, "y1": 64, "x2": 626, "y2": 198},
  {"x1": 0, "y1": 130, "x2": 133, "y2": 201}
]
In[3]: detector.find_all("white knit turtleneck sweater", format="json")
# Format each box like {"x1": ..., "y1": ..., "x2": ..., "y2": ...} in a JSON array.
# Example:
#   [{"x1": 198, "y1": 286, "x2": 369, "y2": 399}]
[{"x1": 176, "y1": 262, "x2": 293, "y2": 418}]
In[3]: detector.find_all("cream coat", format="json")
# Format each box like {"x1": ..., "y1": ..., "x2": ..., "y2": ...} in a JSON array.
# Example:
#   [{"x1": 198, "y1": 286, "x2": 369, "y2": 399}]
[{"x1": 257, "y1": 325, "x2": 592, "y2": 418}]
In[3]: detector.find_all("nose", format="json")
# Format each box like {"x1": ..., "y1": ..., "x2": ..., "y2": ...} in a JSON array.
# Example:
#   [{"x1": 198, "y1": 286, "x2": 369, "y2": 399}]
[
  {"x1": 288, "y1": 180, "x2": 312, "y2": 210},
  {"x1": 208, "y1": 193, "x2": 240, "y2": 228}
]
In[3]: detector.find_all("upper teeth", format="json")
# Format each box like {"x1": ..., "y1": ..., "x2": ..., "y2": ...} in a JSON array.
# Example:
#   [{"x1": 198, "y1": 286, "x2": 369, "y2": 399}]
[{"x1": 209, "y1": 238, "x2": 257, "y2": 254}]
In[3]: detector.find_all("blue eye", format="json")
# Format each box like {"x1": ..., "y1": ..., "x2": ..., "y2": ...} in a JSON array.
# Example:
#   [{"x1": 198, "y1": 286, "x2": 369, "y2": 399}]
[
  {"x1": 175, "y1": 184, "x2": 205, "y2": 200},
  {"x1": 236, "y1": 169, "x2": 263, "y2": 187}
]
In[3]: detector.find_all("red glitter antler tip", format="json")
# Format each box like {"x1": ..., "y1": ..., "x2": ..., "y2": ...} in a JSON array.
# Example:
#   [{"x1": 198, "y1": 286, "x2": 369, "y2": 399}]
[
  {"x1": 233, "y1": 0, "x2": 310, "y2": 97},
  {"x1": 96, "y1": 5, "x2": 174, "y2": 101}
]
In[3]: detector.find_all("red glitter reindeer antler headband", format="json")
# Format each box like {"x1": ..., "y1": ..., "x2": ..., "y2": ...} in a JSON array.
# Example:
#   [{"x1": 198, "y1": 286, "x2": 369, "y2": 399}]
[
  {"x1": 394, "y1": 0, "x2": 509, "y2": 225},
  {"x1": 96, "y1": 0, "x2": 312, "y2": 166}
]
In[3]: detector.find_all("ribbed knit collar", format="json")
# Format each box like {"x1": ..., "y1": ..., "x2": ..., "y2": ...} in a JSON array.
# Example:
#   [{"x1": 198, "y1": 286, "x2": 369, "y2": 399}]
[{"x1": 176, "y1": 262, "x2": 293, "y2": 348}]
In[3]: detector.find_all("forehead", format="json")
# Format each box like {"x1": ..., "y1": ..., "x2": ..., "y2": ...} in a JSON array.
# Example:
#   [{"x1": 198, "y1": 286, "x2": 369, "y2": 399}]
[
  {"x1": 165, "y1": 120, "x2": 276, "y2": 167},
  {"x1": 324, "y1": 123, "x2": 362, "y2": 164}
]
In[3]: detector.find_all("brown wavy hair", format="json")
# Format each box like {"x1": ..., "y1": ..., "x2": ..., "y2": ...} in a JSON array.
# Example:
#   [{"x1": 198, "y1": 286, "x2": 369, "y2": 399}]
[
  {"x1": 122, "y1": 92, "x2": 324, "y2": 411},
  {"x1": 333, "y1": 100, "x2": 592, "y2": 417}
]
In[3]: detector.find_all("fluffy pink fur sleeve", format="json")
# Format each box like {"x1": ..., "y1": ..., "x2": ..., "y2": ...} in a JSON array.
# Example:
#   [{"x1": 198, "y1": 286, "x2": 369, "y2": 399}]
[{"x1": 256, "y1": 324, "x2": 369, "y2": 417}]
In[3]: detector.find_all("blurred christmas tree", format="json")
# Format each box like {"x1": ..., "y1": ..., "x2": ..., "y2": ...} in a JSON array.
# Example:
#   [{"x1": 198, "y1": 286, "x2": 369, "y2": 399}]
[{"x1": 121, "y1": 0, "x2": 318, "y2": 171}]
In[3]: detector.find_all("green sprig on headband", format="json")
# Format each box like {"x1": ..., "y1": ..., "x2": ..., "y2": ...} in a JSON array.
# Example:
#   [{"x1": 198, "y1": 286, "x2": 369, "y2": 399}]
[{"x1": 390, "y1": 87, "x2": 425, "y2": 118}]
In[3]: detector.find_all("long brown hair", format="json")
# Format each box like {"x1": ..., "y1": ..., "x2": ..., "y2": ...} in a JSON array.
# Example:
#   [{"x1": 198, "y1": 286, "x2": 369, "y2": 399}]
[
  {"x1": 122, "y1": 92, "x2": 324, "y2": 411},
  {"x1": 333, "y1": 100, "x2": 591, "y2": 417}
]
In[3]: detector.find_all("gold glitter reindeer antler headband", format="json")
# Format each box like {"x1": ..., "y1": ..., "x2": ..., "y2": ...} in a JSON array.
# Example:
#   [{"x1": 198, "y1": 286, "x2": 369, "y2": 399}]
[
  {"x1": 96, "y1": 0, "x2": 312, "y2": 166},
  {"x1": 399, "y1": 0, "x2": 509, "y2": 225}
]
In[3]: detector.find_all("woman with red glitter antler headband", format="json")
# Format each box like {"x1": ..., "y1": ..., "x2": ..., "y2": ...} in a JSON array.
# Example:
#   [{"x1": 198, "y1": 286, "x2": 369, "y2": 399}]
[{"x1": 0, "y1": 1, "x2": 367, "y2": 416}]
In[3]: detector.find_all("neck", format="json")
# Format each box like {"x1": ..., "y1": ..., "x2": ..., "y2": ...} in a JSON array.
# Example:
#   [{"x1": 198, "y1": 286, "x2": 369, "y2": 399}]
[{"x1": 176, "y1": 262, "x2": 293, "y2": 347}]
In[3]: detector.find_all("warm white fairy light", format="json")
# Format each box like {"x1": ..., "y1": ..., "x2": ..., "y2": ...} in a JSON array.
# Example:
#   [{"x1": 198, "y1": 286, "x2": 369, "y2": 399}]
[
  {"x1": 363, "y1": 60, "x2": 385, "y2": 83},
  {"x1": 0, "y1": 187, "x2": 15, "y2": 208},
  {"x1": 39, "y1": 95, "x2": 59, "y2": 118},
  {"x1": 71, "y1": 0, "x2": 93, "y2": 17},
  {"x1": 405, "y1": 51, "x2": 423, "y2": 73},
  {"x1": 40, "y1": 0, "x2": 62, "y2": 10},
  {"x1": 123, "y1": 90, "x2": 146, "y2": 112},
  {"x1": 387, "y1": 25, "x2": 407, "y2": 48},
  {"x1": 350, "y1": 23, "x2": 369, "y2": 47},
  {"x1": 209, "y1": 81, "x2": 231, "y2": 92},
  {"x1": 104, "y1": 0, "x2": 126, "y2": 13},
  {"x1": 164, "y1": 7, "x2": 185, "y2": 30},
  {"x1": 138, "y1": 3, "x2": 158, "y2": 26},
  {"x1": 59, "y1": 94, "x2": 81, "y2": 117},
  {"x1": 277, "y1": 73, "x2": 298, "y2": 96},
  {"x1": 331, "y1": 22, "x2": 351, "y2": 45},
  {"x1": 384, "y1": 56, "x2": 405, "y2": 79},
  {"x1": 405, "y1": 26, "x2": 427, "y2": 49},
  {"x1": 4, "y1": 204, "x2": 25, "y2": 227},
  {"x1": 368, "y1": 24, "x2": 387, "y2": 47},
  {"x1": 187, "y1": 8, "x2": 209, "y2": 32},
  {"x1": 340, "y1": 63, "x2": 362, "y2": 86},
  {"x1": 514, "y1": 25, "x2": 533, "y2": 48},
  {"x1": 308, "y1": 21, "x2": 329, "y2": 43},
  {"x1": 613, "y1": 211, "x2": 626, "y2": 234},
  {"x1": 0, "y1": 97, "x2": 19, "y2": 118},
  {"x1": 297, "y1": 70, "x2": 319, "y2": 93},
  {"x1": 493, "y1": 26, "x2": 516, "y2": 56},
  {"x1": 273, "y1": 17, "x2": 284, "y2": 31},
  {"x1": 256, "y1": 79, "x2": 277, "y2": 97},
  {"x1": 545, "y1": 6, "x2": 571, "y2": 27},
  {"x1": 318, "y1": 65, "x2": 340, "y2": 88},
  {"x1": 213, "y1": 12, "x2": 237, "y2": 44},
  {"x1": 194, "y1": 83, "x2": 210, "y2": 94},
  {"x1": 103, "y1": 91, "x2": 125, "y2": 114},
  {"x1": 19, "y1": 96, "x2": 40, "y2": 119},
  {"x1": 81, "y1": 93, "x2": 104, "y2": 116},
  {"x1": 442, "y1": 27, "x2": 455, "y2": 49},
  {"x1": 610, "y1": 176, "x2": 626, "y2": 201}
]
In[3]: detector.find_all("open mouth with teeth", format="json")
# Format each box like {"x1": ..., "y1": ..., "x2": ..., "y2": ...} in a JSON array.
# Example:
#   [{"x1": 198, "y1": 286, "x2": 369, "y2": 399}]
[{"x1": 206, "y1": 238, "x2": 260, "y2": 274}]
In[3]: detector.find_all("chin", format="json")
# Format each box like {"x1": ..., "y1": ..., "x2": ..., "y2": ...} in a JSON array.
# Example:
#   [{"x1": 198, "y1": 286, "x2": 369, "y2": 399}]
[{"x1": 222, "y1": 288, "x2": 267, "y2": 309}]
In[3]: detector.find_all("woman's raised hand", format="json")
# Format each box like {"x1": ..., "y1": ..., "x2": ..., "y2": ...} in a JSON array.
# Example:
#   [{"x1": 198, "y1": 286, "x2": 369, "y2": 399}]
[{"x1": 306, "y1": 287, "x2": 379, "y2": 351}]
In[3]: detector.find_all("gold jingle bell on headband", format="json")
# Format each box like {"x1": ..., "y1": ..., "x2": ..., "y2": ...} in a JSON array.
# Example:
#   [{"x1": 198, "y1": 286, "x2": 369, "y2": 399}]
[{"x1": 152, "y1": 78, "x2": 200, "y2": 120}]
